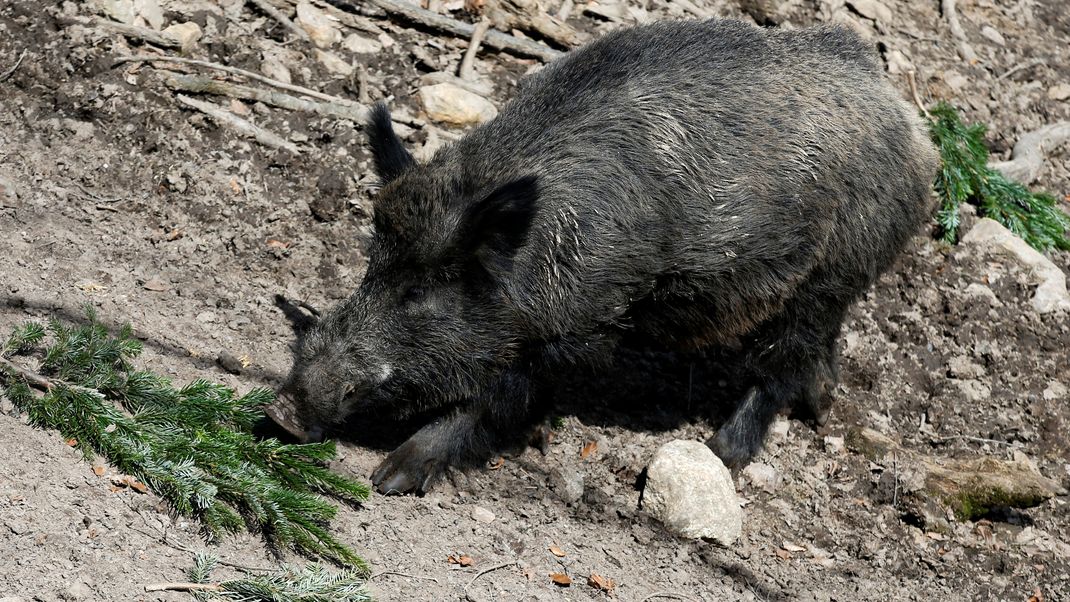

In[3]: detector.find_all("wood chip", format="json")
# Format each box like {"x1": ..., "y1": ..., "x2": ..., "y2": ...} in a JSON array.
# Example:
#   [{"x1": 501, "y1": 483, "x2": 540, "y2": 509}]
[
  {"x1": 548, "y1": 544, "x2": 566, "y2": 557},
  {"x1": 587, "y1": 573, "x2": 614, "y2": 592},
  {"x1": 549, "y1": 572, "x2": 571, "y2": 587}
]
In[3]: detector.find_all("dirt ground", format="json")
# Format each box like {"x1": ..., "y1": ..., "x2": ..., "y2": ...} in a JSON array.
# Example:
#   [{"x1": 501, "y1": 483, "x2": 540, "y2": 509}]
[{"x1": 1, "y1": 0, "x2": 1069, "y2": 600}]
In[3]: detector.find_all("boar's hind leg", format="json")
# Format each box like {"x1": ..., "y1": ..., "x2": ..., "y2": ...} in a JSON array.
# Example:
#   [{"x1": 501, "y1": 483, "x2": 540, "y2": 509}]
[
  {"x1": 708, "y1": 296, "x2": 850, "y2": 468},
  {"x1": 371, "y1": 369, "x2": 548, "y2": 495}
]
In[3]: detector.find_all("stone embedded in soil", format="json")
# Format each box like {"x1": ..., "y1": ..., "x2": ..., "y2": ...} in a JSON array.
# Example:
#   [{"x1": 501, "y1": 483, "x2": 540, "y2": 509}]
[
  {"x1": 742, "y1": 462, "x2": 782, "y2": 493},
  {"x1": 163, "y1": 21, "x2": 202, "y2": 50},
  {"x1": 642, "y1": 439, "x2": 742, "y2": 545},
  {"x1": 0, "y1": 173, "x2": 17, "y2": 206},
  {"x1": 315, "y1": 49, "x2": 354, "y2": 77},
  {"x1": 98, "y1": 0, "x2": 136, "y2": 24},
  {"x1": 470, "y1": 505, "x2": 495, "y2": 523},
  {"x1": 962, "y1": 218, "x2": 1070, "y2": 314},
  {"x1": 296, "y1": 1, "x2": 342, "y2": 48},
  {"x1": 343, "y1": 33, "x2": 383, "y2": 54},
  {"x1": 134, "y1": 0, "x2": 164, "y2": 30},
  {"x1": 846, "y1": 0, "x2": 892, "y2": 23},
  {"x1": 217, "y1": 351, "x2": 243, "y2": 375},
  {"x1": 549, "y1": 467, "x2": 584, "y2": 504},
  {"x1": 1042, "y1": 381, "x2": 1067, "y2": 401},
  {"x1": 980, "y1": 26, "x2": 1006, "y2": 46},
  {"x1": 419, "y1": 83, "x2": 498, "y2": 126},
  {"x1": 1048, "y1": 83, "x2": 1070, "y2": 101}
]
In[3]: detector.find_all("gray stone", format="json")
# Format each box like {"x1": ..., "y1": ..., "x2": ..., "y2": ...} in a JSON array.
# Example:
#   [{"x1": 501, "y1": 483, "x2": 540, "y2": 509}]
[
  {"x1": 296, "y1": 1, "x2": 341, "y2": 48},
  {"x1": 470, "y1": 505, "x2": 495, "y2": 523},
  {"x1": 642, "y1": 440, "x2": 741, "y2": 545},
  {"x1": 962, "y1": 218, "x2": 1070, "y2": 314},
  {"x1": 343, "y1": 33, "x2": 382, "y2": 55},
  {"x1": 980, "y1": 26, "x2": 1005, "y2": 46},
  {"x1": 419, "y1": 83, "x2": 498, "y2": 126},
  {"x1": 1048, "y1": 83, "x2": 1070, "y2": 101},
  {"x1": 549, "y1": 467, "x2": 584, "y2": 504},
  {"x1": 0, "y1": 173, "x2": 17, "y2": 206},
  {"x1": 847, "y1": 0, "x2": 892, "y2": 23},
  {"x1": 742, "y1": 461, "x2": 782, "y2": 493}
]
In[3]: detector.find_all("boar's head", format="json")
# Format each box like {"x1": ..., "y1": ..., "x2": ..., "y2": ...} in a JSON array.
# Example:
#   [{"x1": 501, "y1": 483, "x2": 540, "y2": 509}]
[{"x1": 270, "y1": 103, "x2": 538, "y2": 442}]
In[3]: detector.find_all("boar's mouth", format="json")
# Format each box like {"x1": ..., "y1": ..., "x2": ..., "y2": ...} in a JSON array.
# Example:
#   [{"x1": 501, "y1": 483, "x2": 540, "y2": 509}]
[{"x1": 265, "y1": 391, "x2": 310, "y2": 441}]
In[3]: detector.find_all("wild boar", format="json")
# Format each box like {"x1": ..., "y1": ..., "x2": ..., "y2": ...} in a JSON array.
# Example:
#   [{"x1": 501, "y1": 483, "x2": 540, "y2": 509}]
[{"x1": 269, "y1": 18, "x2": 938, "y2": 494}]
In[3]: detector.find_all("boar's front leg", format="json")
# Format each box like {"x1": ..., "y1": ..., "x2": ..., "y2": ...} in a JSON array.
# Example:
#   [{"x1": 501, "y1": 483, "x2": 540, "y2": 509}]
[{"x1": 371, "y1": 369, "x2": 546, "y2": 495}]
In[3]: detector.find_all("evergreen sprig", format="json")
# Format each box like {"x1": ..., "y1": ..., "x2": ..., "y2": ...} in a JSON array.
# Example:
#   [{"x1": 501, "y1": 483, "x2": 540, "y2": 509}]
[
  {"x1": 926, "y1": 102, "x2": 1070, "y2": 250},
  {"x1": 187, "y1": 553, "x2": 371, "y2": 602},
  {"x1": 0, "y1": 312, "x2": 369, "y2": 570}
]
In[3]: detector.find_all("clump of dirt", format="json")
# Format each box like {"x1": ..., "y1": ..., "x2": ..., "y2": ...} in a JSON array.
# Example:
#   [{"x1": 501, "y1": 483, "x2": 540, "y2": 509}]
[{"x1": 0, "y1": 0, "x2": 1068, "y2": 600}]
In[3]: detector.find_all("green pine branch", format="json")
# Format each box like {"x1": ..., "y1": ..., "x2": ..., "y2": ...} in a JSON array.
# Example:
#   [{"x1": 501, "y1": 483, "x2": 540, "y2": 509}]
[
  {"x1": 0, "y1": 311, "x2": 369, "y2": 570},
  {"x1": 926, "y1": 102, "x2": 1070, "y2": 251}
]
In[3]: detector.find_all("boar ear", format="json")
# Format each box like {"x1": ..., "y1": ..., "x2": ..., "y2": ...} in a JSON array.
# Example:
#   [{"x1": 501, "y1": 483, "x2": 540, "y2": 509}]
[
  {"x1": 461, "y1": 176, "x2": 539, "y2": 270},
  {"x1": 367, "y1": 102, "x2": 414, "y2": 183}
]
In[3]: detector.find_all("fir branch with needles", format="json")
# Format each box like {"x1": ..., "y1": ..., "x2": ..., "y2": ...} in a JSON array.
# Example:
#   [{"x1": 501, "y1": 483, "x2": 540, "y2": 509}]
[
  {"x1": 0, "y1": 310, "x2": 369, "y2": 570},
  {"x1": 926, "y1": 102, "x2": 1070, "y2": 251}
]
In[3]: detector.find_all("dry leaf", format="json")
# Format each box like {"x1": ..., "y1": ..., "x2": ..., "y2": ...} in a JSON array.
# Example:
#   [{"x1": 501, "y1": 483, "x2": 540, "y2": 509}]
[
  {"x1": 580, "y1": 440, "x2": 597, "y2": 459},
  {"x1": 587, "y1": 573, "x2": 614, "y2": 592},
  {"x1": 488, "y1": 457, "x2": 505, "y2": 470},
  {"x1": 238, "y1": 354, "x2": 252, "y2": 369},
  {"x1": 549, "y1": 573, "x2": 572, "y2": 587},
  {"x1": 66, "y1": 438, "x2": 78, "y2": 447},
  {"x1": 92, "y1": 465, "x2": 106, "y2": 477},
  {"x1": 1028, "y1": 587, "x2": 1044, "y2": 602},
  {"x1": 464, "y1": 0, "x2": 485, "y2": 12},
  {"x1": 447, "y1": 555, "x2": 474, "y2": 567},
  {"x1": 166, "y1": 228, "x2": 184, "y2": 241},
  {"x1": 781, "y1": 542, "x2": 806, "y2": 552},
  {"x1": 548, "y1": 544, "x2": 566, "y2": 557},
  {"x1": 229, "y1": 177, "x2": 243, "y2": 194},
  {"x1": 130, "y1": 480, "x2": 148, "y2": 494},
  {"x1": 775, "y1": 548, "x2": 793, "y2": 560},
  {"x1": 143, "y1": 278, "x2": 169, "y2": 292},
  {"x1": 266, "y1": 239, "x2": 291, "y2": 249}
]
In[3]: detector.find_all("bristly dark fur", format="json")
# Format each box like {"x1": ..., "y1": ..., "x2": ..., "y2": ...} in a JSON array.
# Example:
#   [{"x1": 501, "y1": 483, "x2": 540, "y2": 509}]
[
  {"x1": 367, "y1": 102, "x2": 414, "y2": 183},
  {"x1": 276, "y1": 19, "x2": 939, "y2": 495}
]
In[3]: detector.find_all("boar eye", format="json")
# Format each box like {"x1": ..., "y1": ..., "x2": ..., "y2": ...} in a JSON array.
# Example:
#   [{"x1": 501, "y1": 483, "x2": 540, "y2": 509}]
[{"x1": 402, "y1": 285, "x2": 427, "y2": 304}]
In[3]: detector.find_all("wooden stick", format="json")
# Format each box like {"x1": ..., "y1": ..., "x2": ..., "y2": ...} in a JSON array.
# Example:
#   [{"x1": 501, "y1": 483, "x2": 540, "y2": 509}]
[
  {"x1": 0, "y1": 49, "x2": 28, "y2": 83},
  {"x1": 464, "y1": 561, "x2": 517, "y2": 591},
  {"x1": 905, "y1": 71, "x2": 930, "y2": 119},
  {"x1": 368, "y1": 0, "x2": 563, "y2": 62},
  {"x1": 458, "y1": 18, "x2": 491, "y2": 81},
  {"x1": 144, "y1": 582, "x2": 223, "y2": 593},
  {"x1": 61, "y1": 15, "x2": 181, "y2": 49},
  {"x1": 941, "y1": 0, "x2": 977, "y2": 63},
  {"x1": 114, "y1": 54, "x2": 363, "y2": 107},
  {"x1": 309, "y1": 0, "x2": 386, "y2": 36},
  {"x1": 998, "y1": 57, "x2": 1045, "y2": 81},
  {"x1": 247, "y1": 0, "x2": 312, "y2": 42},
  {"x1": 166, "y1": 74, "x2": 368, "y2": 122},
  {"x1": 639, "y1": 592, "x2": 700, "y2": 602},
  {"x1": 0, "y1": 356, "x2": 54, "y2": 392},
  {"x1": 175, "y1": 94, "x2": 301, "y2": 154}
]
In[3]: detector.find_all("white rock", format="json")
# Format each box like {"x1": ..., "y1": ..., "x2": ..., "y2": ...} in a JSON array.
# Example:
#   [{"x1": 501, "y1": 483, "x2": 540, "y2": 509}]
[
  {"x1": 942, "y1": 70, "x2": 969, "y2": 92},
  {"x1": 980, "y1": 26, "x2": 1005, "y2": 46},
  {"x1": 470, "y1": 505, "x2": 495, "y2": 523},
  {"x1": 963, "y1": 283, "x2": 1001, "y2": 307},
  {"x1": 643, "y1": 440, "x2": 742, "y2": 545},
  {"x1": 742, "y1": 462, "x2": 782, "y2": 493},
  {"x1": 768, "y1": 417, "x2": 790, "y2": 441},
  {"x1": 1048, "y1": 84, "x2": 1070, "y2": 101},
  {"x1": 1042, "y1": 381, "x2": 1067, "y2": 401},
  {"x1": 296, "y1": 1, "x2": 341, "y2": 48},
  {"x1": 163, "y1": 22, "x2": 202, "y2": 50},
  {"x1": 947, "y1": 355, "x2": 985, "y2": 379},
  {"x1": 343, "y1": 33, "x2": 383, "y2": 55},
  {"x1": 823, "y1": 435, "x2": 845, "y2": 454},
  {"x1": 0, "y1": 173, "x2": 17, "y2": 205},
  {"x1": 884, "y1": 49, "x2": 914, "y2": 75},
  {"x1": 962, "y1": 218, "x2": 1070, "y2": 314},
  {"x1": 847, "y1": 0, "x2": 892, "y2": 23},
  {"x1": 315, "y1": 49, "x2": 354, "y2": 76},
  {"x1": 98, "y1": 0, "x2": 135, "y2": 24},
  {"x1": 955, "y1": 378, "x2": 991, "y2": 403},
  {"x1": 134, "y1": 0, "x2": 164, "y2": 30},
  {"x1": 419, "y1": 83, "x2": 498, "y2": 126}
]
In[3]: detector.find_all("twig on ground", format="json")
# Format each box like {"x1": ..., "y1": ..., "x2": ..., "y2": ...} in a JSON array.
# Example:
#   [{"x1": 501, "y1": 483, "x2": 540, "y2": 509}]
[
  {"x1": 905, "y1": 71, "x2": 931, "y2": 119},
  {"x1": 464, "y1": 561, "x2": 517, "y2": 592},
  {"x1": 367, "y1": 0, "x2": 563, "y2": 62},
  {"x1": 248, "y1": 0, "x2": 312, "y2": 42},
  {"x1": 175, "y1": 94, "x2": 301, "y2": 153},
  {"x1": 0, "y1": 356, "x2": 103, "y2": 398},
  {"x1": 556, "y1": 0, "x2": 574, "y2": 20},
  {"x1": 458, "y1": 18, "x2": 491, "y2": 81},
  {"x1": 892, "y1": 450, "x2": 900, "y2": 508},
  {"x1": 61, "y1": 15, "x2": 181, "y2": 49},
  {"x1": 989, "y1": 122, "x2": 1070, "y2": 184},
  {"x1": 930, "y1": 434, "x2": 1013, "y2": 446},
  {"x1": 0, "y1": 49, "x2": 28, "y2": 83},
  {"x1": 998, "y1": 57, "x2": 1046, "y2": 80},
  {"x1": 165, "y1": 74, "x2": 368, "y2": 122},
  {"x1": 114, "y1": 54, "x2": 362, "y2": 107},
  {"x1": 369, "y1": 570, "x2": 440, "y2": 582},
  {"x1": 941, "y1": 0, "x2": 977, "y2": 63},
  {"x1": 640, "y1": 592, "x2": 700, "y2": 602},
  {"x1": 144, "y1": 583, "x2": 223, "y2": 593},
  {"x1": 309, "y1": 0, "x2": 387, "y2": 35}
]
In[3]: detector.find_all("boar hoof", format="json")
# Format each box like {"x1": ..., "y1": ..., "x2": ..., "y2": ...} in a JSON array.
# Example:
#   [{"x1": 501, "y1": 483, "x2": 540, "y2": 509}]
[{"x1": 371, "y1": 441, "x2": 446, "y2": 495}]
